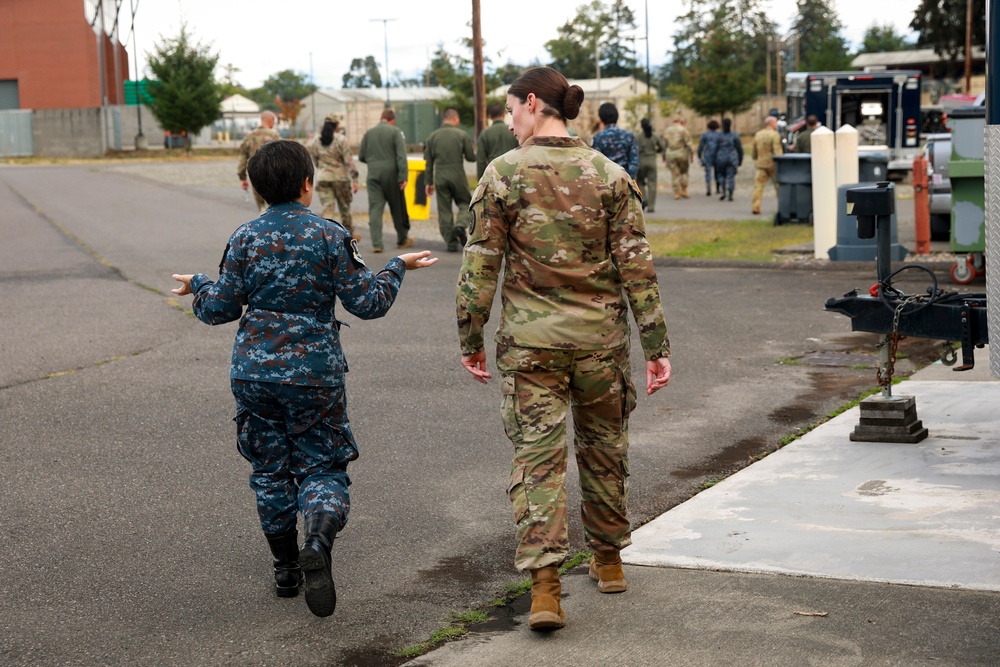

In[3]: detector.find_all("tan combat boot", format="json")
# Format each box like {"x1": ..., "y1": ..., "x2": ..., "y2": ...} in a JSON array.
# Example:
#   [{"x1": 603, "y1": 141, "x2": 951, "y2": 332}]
[
  {"x1": 528, "y1": 566, "x2": 565, "y2": 631},
  {"x1": 589, "y1": 551, "x2": 627, "y2": 593}
]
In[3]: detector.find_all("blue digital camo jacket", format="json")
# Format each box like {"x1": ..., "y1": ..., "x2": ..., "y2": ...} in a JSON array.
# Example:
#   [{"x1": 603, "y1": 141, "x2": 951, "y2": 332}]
[
  {"x1": 189, "y1": 202, "x2": 406, "y2": 386},
  {"x1": 591, "y1": 125, "x2": 639, "y2": 179}
]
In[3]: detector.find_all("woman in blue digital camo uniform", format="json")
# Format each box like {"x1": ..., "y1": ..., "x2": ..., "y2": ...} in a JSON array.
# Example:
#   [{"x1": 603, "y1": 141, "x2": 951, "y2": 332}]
[
  {"x1": 714, "y1": 117, "x2": 744, "y2": 202},
  {"x1": 171, "y1": 140, "x2": 437, "y2": 617},
  {"x1": 456, "y1": 67, "x2": 672, "y2": 632}
]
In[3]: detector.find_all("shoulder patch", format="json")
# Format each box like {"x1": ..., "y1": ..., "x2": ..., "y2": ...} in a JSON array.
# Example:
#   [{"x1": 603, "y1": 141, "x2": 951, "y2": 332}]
[
  {"x1": 628, "y1": 178, "x2": 643, "y2": 199},
  {"x1": 348, "y1": 238, "x2": 366, "y2": 266}
]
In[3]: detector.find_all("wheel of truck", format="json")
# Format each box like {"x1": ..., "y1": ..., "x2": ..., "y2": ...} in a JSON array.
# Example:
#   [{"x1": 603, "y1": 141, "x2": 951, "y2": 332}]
[{"x1": 950, "y1": 257, "x2": 975, "y2": 285}]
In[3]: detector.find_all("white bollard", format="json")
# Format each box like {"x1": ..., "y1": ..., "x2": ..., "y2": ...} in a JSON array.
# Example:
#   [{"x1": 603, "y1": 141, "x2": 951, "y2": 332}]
[
  {"x1": 811, "y1": 126, "x2": 837, "y2": 260},
  {"x1": 835, "y1": 125, "x2": 859, "y2": 186}
]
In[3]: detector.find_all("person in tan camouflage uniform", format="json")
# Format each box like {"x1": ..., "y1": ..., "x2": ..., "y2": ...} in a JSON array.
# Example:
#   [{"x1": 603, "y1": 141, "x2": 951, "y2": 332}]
[
  {"x1": 309, "y1": 114, "x2": 361, "y2": 239},
  {"x1": 455, "y1": 66, "x2": 672, "y2": 633},
  {"x1": 663, "y1": 115, "x2": 693, "y2": 199},
  {"x1": 751, "y1": 115, "x2": 784, "y2": 214},
  {"x1": 238, "y1": 111, "x2": 281, "y2": 213}
]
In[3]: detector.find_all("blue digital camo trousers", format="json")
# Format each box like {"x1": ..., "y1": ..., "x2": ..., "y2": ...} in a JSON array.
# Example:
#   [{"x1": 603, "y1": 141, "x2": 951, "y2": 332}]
[
  {"x1": 231, "y1": 378, "x2": 357, "y2": 536},
  {"x1": 496, "y1": 342, "x2": 637, "y2": 572}
]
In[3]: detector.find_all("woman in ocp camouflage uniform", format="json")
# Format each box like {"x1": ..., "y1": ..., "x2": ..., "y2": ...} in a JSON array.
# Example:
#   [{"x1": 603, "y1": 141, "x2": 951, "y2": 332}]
[
  {"x1": 455, "y1": 67, "x2": 672, "y2": 632},
  {"x1": 309, "y1": 114, "x2": 360, "y2": 240}
]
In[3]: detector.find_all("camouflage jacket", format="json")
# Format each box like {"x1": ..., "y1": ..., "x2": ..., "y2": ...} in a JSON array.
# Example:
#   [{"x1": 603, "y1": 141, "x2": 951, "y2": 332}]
[
  {"x1": 477, "y1": 119, "x2": 519, "y2": 178},
  {"x1": 309, "y1": 134, "x2": 359, "y2": 184},
  {"x1": 697, "y1": 130, "x2": 719, "y2": 164},
  {"x1": 591, "y1": 125, "x2": 639, "y2": 179},
  {"x1": 189, "y1": 202, "x2": 406, "y2": 386},
  {"x1": 236, "y1": 125, "x2": 281, "y2": 180},
  {"x1": 664, "y1": 123, "x2": 693, "y2": 158},
  {"x1": 456, "y1": 136, "x2": 670, "y2": 361},
  {"x1": 423, "y1": 124, "x2": 475, "y2": 185},
  {"x1": 752, "y1": 128, "x2": 784, "y2": 168},
  {"x1": 714, "y1": 131, "x2": 743, "y2": 168}
]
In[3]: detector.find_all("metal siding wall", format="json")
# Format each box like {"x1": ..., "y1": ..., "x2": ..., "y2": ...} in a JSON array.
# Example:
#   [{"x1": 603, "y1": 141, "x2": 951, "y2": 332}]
[{"x1": 0, "y1": 109, "x2": 33, "y2": 156}]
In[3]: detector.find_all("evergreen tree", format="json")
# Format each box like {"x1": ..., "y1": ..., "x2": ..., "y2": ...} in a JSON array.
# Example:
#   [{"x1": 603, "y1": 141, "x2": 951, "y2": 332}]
[
  {"x1": 860, "y1": 23, "x2": 914, "y2": 53},
  {"x1": 145, "y1": 26, "x2": 222, "y2": 145},
  {"x1": 342, "y1": 56, "x2": 382, "y2": 88},
  {"x1": 790, "y1": 0, "x2": 852, "y2": 71},
  {"x1": 261, "y1": 70, "x2": 317, "y2": 105},
  {"x1": 544, "y1": 0, "x2": 638, "y2": 80},
  {"x1": 910, "y1": 0, "x2": 986, "y2": 77}
]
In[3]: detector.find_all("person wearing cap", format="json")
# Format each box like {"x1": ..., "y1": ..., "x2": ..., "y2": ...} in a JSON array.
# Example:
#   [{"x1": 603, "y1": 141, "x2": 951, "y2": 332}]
[{"x1": 309, "y1": 114, "x2": 361, "y2": 240}]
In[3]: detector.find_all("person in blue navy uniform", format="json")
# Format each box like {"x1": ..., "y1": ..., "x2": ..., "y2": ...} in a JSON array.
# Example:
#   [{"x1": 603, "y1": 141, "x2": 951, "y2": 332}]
[{"x1": 171, "y1": 140, "x2": 437, "y2": 617}]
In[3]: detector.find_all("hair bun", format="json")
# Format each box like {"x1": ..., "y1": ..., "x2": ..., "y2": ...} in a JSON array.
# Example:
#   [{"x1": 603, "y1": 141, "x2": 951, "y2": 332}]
[{"x1": 562, "y1": 85, "x2": 584, "y2": 120}]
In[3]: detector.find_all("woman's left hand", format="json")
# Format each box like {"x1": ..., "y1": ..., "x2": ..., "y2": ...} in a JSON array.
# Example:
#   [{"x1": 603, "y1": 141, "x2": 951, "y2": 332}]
[
  {"x1": 646, "y1": 357, "x2": 672, "y2": 395},
  {"x1": 461, "y1": 351, "x2": 492, "y2": 384}
]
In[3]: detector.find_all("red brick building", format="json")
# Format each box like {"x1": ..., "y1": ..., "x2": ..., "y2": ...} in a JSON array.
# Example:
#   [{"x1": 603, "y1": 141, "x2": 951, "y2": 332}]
[{"x1": 0, "y1": 0, "x2": 129, "y2": 110}]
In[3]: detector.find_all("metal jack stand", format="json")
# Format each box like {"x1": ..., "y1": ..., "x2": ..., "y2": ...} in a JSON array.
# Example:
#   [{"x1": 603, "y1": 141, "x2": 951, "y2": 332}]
[
  {"x1": 827, "y1": 183, "x2": 990, "y2": 442},
  {"x1": 840, "y1": 184, "x2": 929, "y2": 442}
]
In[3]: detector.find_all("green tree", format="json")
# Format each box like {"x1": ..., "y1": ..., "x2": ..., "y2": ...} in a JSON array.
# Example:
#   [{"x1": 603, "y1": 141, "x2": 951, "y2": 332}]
[
  {"x1": 670, "y1": 4, "x2": 760, "y2": 119},
  {"x1": 910, "y1": 0, "x2": 986, "y2": 77},
  {"x1": 666, "y1": 0, "x2": 775, "y2": 114},
  {"x1": 426, "y1": 43, "x2": 475, "y2": 127},
  {"x1": 342, "y1": 56, "x2": 382, "y2": 88},
  {"x1": 145, "y1": 26, "x2": 222, "y2": 147},
  {"x1": 860, "y1": 22, "x2": 914, "y2": 53},
  {"x1": 544, "y1": 0, "x2": 638, "y2": 80},
  {"x1": 261, "y1": 69, "x2": 317, "y2": 104},
  {"x1": 790, "y1": 0, "x2": 852, "y2": 71}
]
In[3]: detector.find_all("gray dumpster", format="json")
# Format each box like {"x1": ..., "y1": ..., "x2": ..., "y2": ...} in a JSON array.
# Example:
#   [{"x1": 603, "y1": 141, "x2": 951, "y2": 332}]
[{"x1": 773, "y1": 154, "x2": 812, "y2": 225}]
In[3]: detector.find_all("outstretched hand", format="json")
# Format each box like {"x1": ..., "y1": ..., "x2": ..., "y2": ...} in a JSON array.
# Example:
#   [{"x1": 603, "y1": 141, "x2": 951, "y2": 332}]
[
  {"x1": 171, "y1": 274, "x2": 194, "y2": 296},
  {"x1": 399, "y1": 250, "x2": 439, "y2": 270},
  {"x1": 646, "y1": 357, "x2": 672, "y2": 395},
  {"x1": 461, "y1": 350, "x2": 492, "y2": 384}
]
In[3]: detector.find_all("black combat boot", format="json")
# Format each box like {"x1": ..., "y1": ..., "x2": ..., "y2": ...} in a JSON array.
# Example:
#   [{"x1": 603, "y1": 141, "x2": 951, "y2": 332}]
[
  {"x1": 265, "y1": 529, "x2": 303, "y2": 598},
  {"x1": 728, "y1": 190, "x2": 734, "y2": 201},
  {"x1": 299, "y1": 513, "x2": 339, "y2": 617}
]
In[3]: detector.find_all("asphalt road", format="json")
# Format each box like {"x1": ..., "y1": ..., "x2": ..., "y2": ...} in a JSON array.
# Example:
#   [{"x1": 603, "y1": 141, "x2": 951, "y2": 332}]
[{"x1": 0, "y1": 160, "x2": 946, "y2": 667}]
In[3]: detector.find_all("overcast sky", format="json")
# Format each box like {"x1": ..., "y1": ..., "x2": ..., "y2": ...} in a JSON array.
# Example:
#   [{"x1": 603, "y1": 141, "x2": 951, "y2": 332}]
[{"x1": 120, "y1": 0, "x2": 923, "y2": 90}]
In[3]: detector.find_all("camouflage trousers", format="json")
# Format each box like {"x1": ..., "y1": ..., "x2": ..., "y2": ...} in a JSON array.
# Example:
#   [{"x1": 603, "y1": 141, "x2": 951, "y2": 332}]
[
  {"x1": 716, "y1": 161, "x2": 738, "y2": 194},
  {"x1": 496, "y1": 343, "x2": 637, "y2": 571},
  {"x1": 316, "y1": 180, "x2": 355, "y2": 234},
  {"x1": 666, "y1": 151, "x2": 690, "y2": 195},
  {"x1": 231, "y1": 378, "x2": 358, "y2": 537},
  {"x1": 751, "y1": 165, "x2": 778, "y2": 212}
]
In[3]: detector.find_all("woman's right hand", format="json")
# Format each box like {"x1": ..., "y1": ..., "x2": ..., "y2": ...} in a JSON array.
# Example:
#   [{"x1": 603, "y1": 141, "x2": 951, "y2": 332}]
[{"x1": 399, "y1": 250, "x2": 439, "y2": 270}]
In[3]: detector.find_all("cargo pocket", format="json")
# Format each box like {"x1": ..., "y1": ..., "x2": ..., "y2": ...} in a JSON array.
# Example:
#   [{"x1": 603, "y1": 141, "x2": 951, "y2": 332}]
[
  {"x1": 322, "y1": 419, "x2": 360, "y2": 465},
  {"x1": 233, "y1": 408, "x2": 253, "y2": 464},
  {"x1": 500, "y1": 375, "x2": 523, "y2": 442},
  {"x1": 618, "y1": 457, "x2": 631, "y2": 513},
  {"x1": 507, "y1": 465, "x2": 530, "y2": 524}
]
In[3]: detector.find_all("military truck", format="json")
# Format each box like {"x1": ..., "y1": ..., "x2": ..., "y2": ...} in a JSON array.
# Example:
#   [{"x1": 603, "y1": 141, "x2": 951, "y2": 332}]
[{"x1": 785, "y1": 70, "x2": 923, "y2": 178}]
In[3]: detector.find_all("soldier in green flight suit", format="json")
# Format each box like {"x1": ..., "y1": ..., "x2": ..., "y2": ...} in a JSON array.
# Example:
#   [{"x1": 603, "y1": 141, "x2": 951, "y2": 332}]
[
  {"x1": 477, "y1": 102, "x2": 520, "y2": 178},
  {"x1": 424, "y1": 107, "x2": 476, "y2": 252},
  {"x1": 359, "y1": 109, "x2": 412, "y2": 253}
]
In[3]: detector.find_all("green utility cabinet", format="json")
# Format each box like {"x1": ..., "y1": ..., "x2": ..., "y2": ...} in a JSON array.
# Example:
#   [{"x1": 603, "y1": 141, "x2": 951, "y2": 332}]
[{"x1": 949, "y1": 106, "x2": 986, "y2": 253}]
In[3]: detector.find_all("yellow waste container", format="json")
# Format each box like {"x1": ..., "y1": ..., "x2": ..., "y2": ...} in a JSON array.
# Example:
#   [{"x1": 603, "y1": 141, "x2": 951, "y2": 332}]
[{"x1": 404, "y1": 158, "x2": 430, "y2": 221}]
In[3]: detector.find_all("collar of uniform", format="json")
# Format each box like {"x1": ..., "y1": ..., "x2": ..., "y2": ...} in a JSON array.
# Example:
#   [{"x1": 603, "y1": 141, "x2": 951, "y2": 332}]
[
  {"x1": 269, "y1": 201, "x2": 311, "y2": 214},
  {"x1": 522, "y1": 136, "x2": 588, "y2": 149}
]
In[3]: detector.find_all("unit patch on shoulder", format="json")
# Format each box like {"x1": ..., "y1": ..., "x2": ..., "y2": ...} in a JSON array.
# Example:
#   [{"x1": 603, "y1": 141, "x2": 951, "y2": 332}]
[
  {"x1": 469, "y1": 210, "x2": 477, "y2": 235},
  {"x1": 349, "y1": 238, "x2": 366, "y2": 266}
]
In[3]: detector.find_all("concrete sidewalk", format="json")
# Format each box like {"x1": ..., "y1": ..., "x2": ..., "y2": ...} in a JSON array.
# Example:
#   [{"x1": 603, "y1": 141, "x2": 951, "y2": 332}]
[{"x1": 406, "y1": 353, "x2": 1000, "y2": 666}]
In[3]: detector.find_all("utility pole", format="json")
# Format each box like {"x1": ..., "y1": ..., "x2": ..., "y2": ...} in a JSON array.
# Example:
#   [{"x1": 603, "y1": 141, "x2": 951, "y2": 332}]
[
  {"x1": 644, "y1": 0, "x2": 651, "y2": 118},
  {"x1": 129, "y1": 0, "x2": 145, "y2": 149},
  {"x1": 371, "y1": 18, "x2": 395, "y2": 106},
  {"x1": 964, "y1": 0, "x2": 973, "y2": 94},
  {"x1": 472, "y1": 0, "x2": 486, "y2": 138}
]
